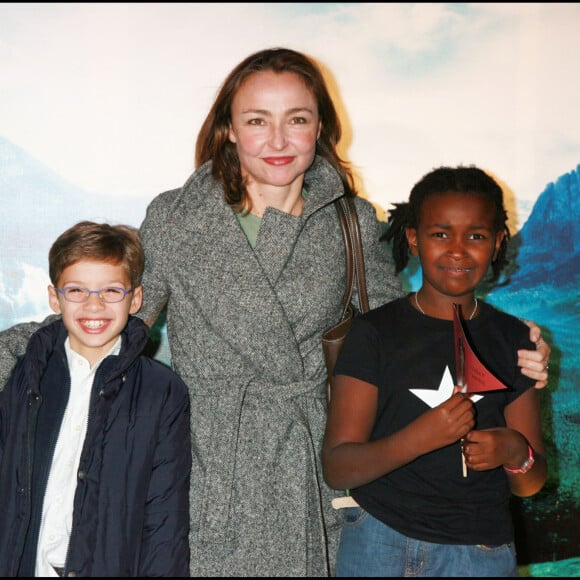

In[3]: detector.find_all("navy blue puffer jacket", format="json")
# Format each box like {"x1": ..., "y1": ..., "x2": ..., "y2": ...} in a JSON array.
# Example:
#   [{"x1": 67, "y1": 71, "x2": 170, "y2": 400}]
[{"x1": 0, "y1": 316, "x2": 191, "y2": 576}]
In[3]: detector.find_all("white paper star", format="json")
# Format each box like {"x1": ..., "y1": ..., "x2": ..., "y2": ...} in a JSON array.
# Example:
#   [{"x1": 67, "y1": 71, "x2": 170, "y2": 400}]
[{"x1": 409, "y1": 365, "x2": 483, "y2": 408}]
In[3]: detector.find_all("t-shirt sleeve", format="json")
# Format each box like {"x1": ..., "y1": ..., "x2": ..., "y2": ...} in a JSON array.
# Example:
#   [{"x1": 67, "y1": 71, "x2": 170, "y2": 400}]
[{"x1": 333, "y1": 315, "x2": 382, "y2": 387}]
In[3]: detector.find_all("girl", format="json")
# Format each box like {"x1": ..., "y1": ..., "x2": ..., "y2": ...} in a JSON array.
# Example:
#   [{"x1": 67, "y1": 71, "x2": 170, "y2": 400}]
[{"x1": 322, "y1": 165, "x2": 547, "y2": 577}]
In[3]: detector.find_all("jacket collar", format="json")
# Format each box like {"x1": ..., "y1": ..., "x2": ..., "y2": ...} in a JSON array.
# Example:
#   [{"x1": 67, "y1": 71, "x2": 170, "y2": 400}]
[{"x1": 22, "y1": 316, "x2": 149, "y2": 394}]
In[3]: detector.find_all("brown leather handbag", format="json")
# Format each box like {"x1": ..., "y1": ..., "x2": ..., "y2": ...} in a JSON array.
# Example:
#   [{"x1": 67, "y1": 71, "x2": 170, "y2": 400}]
[{"x1": 322, "y1": 196, "x2": 370, "y2": 402}]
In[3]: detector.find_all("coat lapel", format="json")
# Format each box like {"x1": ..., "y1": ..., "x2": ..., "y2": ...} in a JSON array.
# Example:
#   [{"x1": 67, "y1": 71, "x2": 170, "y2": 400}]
[
  {"x1": 169, "y1": 178, "x2": 303, "y2": 378},
  {"x1": 166, "y1": 157, "x2": 344, "y2": 379}
]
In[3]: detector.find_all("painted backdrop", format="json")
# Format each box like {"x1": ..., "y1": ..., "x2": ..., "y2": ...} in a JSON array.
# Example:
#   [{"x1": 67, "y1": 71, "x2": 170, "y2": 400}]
[{"x1": 1, "y1": 4, "x2": 579, "y2": 576}]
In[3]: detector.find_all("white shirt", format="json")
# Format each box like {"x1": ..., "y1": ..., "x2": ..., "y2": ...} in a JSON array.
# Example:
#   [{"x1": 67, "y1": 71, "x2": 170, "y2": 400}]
[{"x1": 35, "y1": 336, "x2": 122, "y2": 577}]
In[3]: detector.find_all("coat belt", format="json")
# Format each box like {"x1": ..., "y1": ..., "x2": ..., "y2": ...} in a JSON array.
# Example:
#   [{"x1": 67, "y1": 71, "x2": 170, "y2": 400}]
[{"x1": 197, "y1": 378, "x2": 325, "y2": 544}]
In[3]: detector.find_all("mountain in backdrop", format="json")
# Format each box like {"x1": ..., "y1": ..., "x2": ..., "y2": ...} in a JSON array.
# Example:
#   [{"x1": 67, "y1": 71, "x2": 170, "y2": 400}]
[
  {"x1": 486, "y1": 164, "x2": 580, "y2": 567},
  {"x1": 1, "y1": 136, "x2": 151, "y2": 266},
  {"x1": 494, "y1": 163, "x2": 580, "y2": 292},
  {"x1": 0, "y1": 136, "x2": 153, "y2": 325}
]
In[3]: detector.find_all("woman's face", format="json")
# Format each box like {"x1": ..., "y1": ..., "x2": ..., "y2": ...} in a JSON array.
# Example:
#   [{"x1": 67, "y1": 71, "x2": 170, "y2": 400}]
[{"x1": 228, "y1": 70, "x2": 321, "y2": 194}]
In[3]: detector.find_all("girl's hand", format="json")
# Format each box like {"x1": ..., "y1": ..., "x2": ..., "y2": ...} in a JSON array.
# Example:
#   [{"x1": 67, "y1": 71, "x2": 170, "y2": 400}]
[
  {"x1": 462, "y1": 428, "x2": 527, "y2": 471},
  {"x1": 412, "y1": 392, "x2": 475, "y2": 454},
  {"x1": 519, "y1": 320, "x2": 550, "y2": 389}
]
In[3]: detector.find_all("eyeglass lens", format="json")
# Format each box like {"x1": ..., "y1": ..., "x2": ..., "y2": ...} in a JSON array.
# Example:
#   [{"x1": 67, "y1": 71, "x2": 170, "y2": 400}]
[{"x1": 60, "y1": 287, "x2": 128, "y2": 303}]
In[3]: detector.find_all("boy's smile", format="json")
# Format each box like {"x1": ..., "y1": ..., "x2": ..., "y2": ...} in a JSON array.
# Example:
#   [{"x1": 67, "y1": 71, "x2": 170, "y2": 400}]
[{"x1": 48, "y1": 260, "x2": 142, "y2": 367}]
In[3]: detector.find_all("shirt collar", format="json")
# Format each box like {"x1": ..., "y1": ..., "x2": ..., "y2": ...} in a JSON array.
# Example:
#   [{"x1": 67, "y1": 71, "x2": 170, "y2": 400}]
[{"x1": 64, "y1": 335, "x2": 123, "y2": 372}]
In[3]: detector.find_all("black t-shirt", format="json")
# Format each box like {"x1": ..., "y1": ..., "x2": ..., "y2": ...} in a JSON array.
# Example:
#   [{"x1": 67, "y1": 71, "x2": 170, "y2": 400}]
[{"x1": 334, "y1": 296, "x2": 535, "y2": 545}]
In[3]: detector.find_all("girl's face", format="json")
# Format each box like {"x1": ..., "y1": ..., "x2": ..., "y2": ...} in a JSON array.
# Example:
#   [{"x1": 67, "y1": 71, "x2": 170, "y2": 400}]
[
  {"x1": 228, "y1": 70, "x2": 321, "y2": 195},
  {"x1": 406, "y1": 191, "x2": 505, "y2": 303}
]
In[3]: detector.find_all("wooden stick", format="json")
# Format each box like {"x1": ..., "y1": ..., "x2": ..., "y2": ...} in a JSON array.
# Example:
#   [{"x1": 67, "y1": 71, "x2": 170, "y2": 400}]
[{"x1": 460, "y1": 382, "x2": 468, "y2": 478}]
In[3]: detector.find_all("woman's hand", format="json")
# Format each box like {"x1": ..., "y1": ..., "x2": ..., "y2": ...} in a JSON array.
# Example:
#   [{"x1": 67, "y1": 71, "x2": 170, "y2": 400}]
[{"x1": 519, "y1": 320, "x2": 551, "y2": 389}]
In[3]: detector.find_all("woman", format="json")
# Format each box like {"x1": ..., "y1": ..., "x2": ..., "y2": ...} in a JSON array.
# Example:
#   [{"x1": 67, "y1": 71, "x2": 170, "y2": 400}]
[
  {"x1": 137, "y1": 48, "x2": 549, "y2": 576},
  {"x1": 138, "y1": 47, "x2": 401, "y2": 576},
  {"x1": 0, "y1": 48, "x2": 550, "y2": 577}
]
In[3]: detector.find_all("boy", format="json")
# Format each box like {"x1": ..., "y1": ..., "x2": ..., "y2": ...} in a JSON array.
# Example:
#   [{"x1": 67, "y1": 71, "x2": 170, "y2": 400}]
[{"x1": 0, "y1": 221, "x2": 191, "y2": 577}]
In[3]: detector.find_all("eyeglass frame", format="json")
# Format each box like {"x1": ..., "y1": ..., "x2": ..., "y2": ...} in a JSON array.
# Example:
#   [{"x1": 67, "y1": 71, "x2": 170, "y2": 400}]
[{"x1": 54, "y1": 286, "x2": 134, "y2": 304}]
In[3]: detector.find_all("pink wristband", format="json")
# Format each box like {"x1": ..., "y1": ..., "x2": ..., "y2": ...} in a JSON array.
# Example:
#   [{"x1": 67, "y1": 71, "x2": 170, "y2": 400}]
[{"x1": 504, "y1": 444, "x2": 535, "y2": 474}]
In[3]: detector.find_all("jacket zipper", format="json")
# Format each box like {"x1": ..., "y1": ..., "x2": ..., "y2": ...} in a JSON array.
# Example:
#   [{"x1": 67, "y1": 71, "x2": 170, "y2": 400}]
[{"x1": 62, "y1": 369, "x2": 120, "y2": 576}]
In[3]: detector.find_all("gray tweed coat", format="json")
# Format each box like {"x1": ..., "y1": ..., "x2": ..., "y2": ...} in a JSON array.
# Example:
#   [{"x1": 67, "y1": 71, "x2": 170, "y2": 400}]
[
  {"x1": 138, "y1": 156, "x2": 402, "y2": 576},
  {"x1": 0, "y1": 156, "x2": 403, "y2": 577}
]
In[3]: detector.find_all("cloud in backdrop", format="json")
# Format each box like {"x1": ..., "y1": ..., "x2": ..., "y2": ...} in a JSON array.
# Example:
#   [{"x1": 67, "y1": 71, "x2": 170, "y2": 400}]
[{"x1": 1, "y1": 2, "x2": 580, "y2": 227}]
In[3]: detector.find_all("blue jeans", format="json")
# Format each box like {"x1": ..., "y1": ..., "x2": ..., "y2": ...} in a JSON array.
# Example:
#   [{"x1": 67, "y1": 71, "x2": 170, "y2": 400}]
[{"x1": 336, "y1": 507, "x2": 518, "y2": 577}]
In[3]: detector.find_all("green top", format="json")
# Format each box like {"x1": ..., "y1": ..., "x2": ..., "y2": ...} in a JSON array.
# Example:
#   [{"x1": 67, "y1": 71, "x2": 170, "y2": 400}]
[
  {"x1": 235, "y1": 210, "x2": 261, "y2": 248},
  {"x1": 236, "y1": 189, "x2": 308, "y2": 249}
]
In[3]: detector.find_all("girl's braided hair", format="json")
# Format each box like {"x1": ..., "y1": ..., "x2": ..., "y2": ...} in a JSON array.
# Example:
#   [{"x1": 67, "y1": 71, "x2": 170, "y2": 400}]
[{"x1": 381, "y1": 165, "x2": 510, "y2": 283}]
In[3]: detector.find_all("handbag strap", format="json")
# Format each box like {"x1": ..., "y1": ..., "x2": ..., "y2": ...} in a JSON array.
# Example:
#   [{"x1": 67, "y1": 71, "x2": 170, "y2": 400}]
[
  {"x1": 336, "y1": 198, "x2": 355, "y2": 320},
  {"x1": 335, "y1": 196, "x2": 370, "y2": 316}
]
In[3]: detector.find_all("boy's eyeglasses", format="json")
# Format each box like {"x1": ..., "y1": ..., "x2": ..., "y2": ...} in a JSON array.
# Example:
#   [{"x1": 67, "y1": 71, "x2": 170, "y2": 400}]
[{"x1": 55, "y1": 286, "x2": 133, "y2": 303}]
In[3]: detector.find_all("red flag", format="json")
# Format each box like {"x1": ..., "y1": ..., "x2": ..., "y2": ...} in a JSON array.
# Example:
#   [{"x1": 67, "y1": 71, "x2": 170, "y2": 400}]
[{"x1": 453, "y1": 303, "x2": 507, "y2": 393}]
